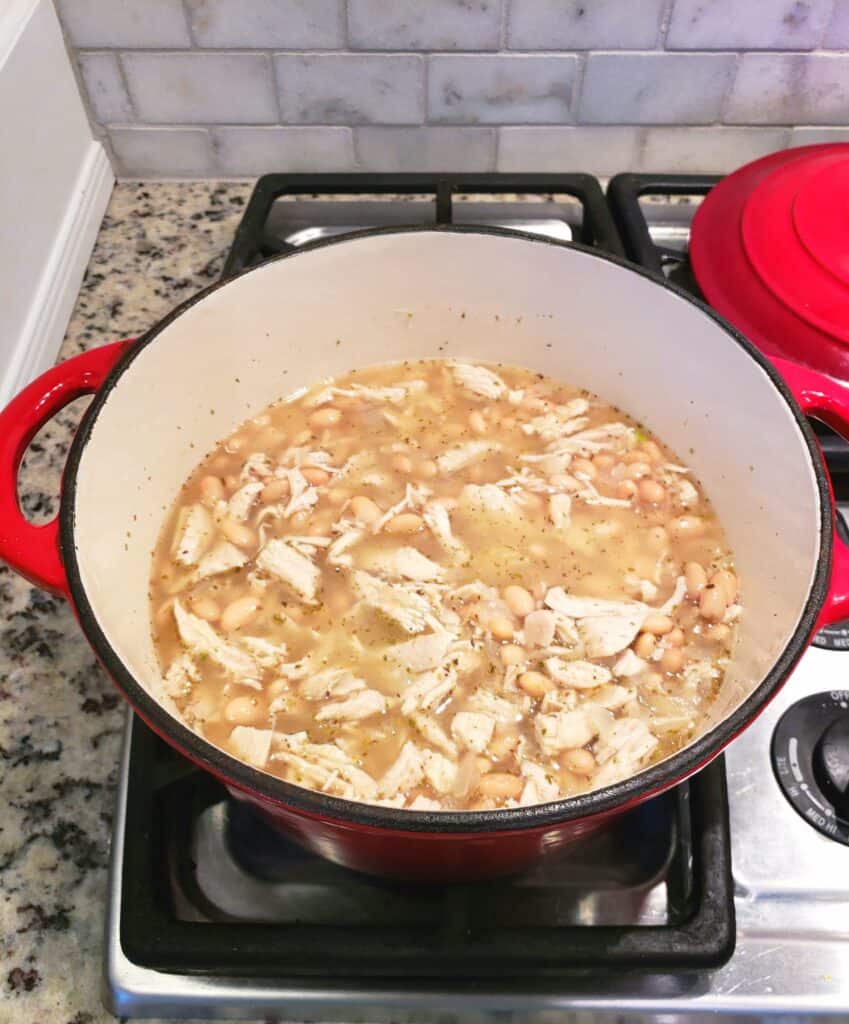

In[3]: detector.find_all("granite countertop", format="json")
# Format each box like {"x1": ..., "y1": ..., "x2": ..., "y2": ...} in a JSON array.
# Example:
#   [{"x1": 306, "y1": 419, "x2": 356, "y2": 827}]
[{"x1": 1, "y1": 182, "x2": 253, "y2": 1024}]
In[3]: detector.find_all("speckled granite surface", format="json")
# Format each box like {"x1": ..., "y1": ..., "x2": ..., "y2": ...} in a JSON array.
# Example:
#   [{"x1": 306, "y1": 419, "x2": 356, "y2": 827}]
[{"x1": 0, "y1": 181, "x2": 253, "y2": 1024}]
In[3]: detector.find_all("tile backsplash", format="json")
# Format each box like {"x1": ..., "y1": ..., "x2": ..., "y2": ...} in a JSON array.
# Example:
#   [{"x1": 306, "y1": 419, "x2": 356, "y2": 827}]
[{"x1": 56, "y1": 0, "x2": 849, "y2": 177}]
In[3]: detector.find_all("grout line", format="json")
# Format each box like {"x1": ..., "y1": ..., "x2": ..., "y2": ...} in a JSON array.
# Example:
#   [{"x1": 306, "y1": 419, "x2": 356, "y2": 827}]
[
  {"x1": 571, "y1": 52, "x2": 588, "y2": 124},
  {"x1": 268, "y1": 51, "x2": 285, "y2": 122},
  {"x1": 493, "y1": 124, "x2": 503, "y2": 171},
  {"x1": 114, "y1": 52, "x2": 139, "y2": 121},
  {"x1": 717, "y1": 51, "x2": 742, "y2": 124},
  {"x1": 178, "y1": 0, "x2": 196, "y2": 47},
  {"x1": 423, "y1": 52, "x2": 431, "y2": 125},
  {"x1": 821, "y1": 0, "x2": 839, "y2": 47},
  {"x1": 659, "y1": 0, "x2": 676, "y2": 49},
  {"x1": 342, "y1": 0, "x2": 352, "y2": 48},
  {"x1": 500, "y1": 0, "x2": 510, "y2": 50}
]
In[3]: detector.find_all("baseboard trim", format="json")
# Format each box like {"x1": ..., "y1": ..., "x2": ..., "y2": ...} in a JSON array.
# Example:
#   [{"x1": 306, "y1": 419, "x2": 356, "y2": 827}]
[{"x1": 0, "y1": 140, "x2": 114, "y2": 406}]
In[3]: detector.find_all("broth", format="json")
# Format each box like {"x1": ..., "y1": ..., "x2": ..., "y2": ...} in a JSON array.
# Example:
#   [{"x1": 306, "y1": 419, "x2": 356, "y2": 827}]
[{"x1": 150, "y1": 360, "x2": 739, "y2": 811}]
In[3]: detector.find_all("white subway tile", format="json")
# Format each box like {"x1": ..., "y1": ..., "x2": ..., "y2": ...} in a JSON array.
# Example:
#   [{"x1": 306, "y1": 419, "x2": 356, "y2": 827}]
[
  {"x1": 824, "y1": 1, "x2": 849, "y2": 46},
  {"x1": 789, "y1": 126, "x2": 849, "y2": 146},
  {"x1": 428, "y1": 55, "x2": 577, "y2": 124},
  {"x1": 186, "y1": 0, "x2": 344, "y2": 48},
  {"x1": 56, "y1": 0, "x2": 190, "y2": 47},
  {"x1": 78, "y1": 52, "x2": 133, "y2": 123},
  {"x1": 275, "y1": 54, "x2": 424, "y2": 124},
  {"x1": 348, "y1": 0, "x2": 502, "y2": 50},
  {"x1": 508, "y1": 0, "x2": 665, "y2": 49},
  {"x1": 667, "y1": 0, "x2": 831, "y2": 49},
  {"x1": 726, "y1": 53, "x2": 849, "y2": 124},
  {"x1": 638, "y1": 127, "x2": 789, "y2": 173},
  {"x1": 109, "y1": 127, "x2": 212, "y2": 176},
  {"x1": 122, "y1": 53, "x2": 277, "y2": 124},
  {"x1": 579, "y1": 53, "x2": 735, "y2": 124},
  {"x1": 355, "y1": 126, "x2": 496, "y2": 171},
  {"x1": 212, "y1": 127, "x2": 355, "y2": 174},
  {"x1": 497, "y1": 126, "x2": 640, "y2": 174}
]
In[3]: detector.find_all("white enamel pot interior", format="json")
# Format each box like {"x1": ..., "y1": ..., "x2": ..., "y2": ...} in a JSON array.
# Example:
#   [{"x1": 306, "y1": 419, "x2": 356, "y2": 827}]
[{"x1": 61, "y1": 227, "x2": 828, "y2": 832}]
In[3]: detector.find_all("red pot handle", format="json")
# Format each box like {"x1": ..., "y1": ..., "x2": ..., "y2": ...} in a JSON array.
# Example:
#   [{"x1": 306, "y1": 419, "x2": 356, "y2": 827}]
[
  {"x1": 0, "y1": 341, "x2": 132, "y2": 597},
  {"x1": 773, "y1": 357, "x2": 849, "y2": 630}
]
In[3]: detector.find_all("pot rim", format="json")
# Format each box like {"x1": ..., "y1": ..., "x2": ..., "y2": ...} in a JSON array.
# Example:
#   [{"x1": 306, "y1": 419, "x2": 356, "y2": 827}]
[{"x1": 59, "y1": 224, "x2": 831, "y2": 834}]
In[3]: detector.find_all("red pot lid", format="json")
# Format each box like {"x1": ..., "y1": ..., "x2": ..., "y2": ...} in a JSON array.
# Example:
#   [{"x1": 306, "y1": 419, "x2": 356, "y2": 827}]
[{"x1": 690, "y1": 144, "x2": 849, "y2": 379}]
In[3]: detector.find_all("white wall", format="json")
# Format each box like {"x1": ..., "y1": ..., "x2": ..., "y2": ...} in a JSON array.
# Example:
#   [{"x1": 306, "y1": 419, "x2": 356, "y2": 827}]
[{"x1": 0, "y1": 0, "x2": 113, "y2": 405}]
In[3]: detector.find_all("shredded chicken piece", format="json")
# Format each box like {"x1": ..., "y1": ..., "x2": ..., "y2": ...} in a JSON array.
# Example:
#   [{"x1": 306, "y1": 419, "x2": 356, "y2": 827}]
[
  {"x1": 195, "y1": 540, "x2": 249, "y2": 581},
  {"x1": 371, "y1": 483, "x2": 430, "y2": 533},
  {"x1": 163, "y1": 652, "x2": 199, "y2": 698},
  {"x1": 521, "y1": 397, "x2": 589, "y2": 438},
  {"x1": 406, "y1": 794, "x2": 439, "y2": 811},
  {"x1": 675, "y1": 478, "x2": 699, "y2": 508},
  {"x1": 173, "y1": 601, "x2": 258, "y2": 678},
  {"x1": 519, "y1": 761, "x2": 560, "y2": 805},
  {"x1": 240, "y1": 453, "x2": 273, "y2": 482},
  {"x1": 410, "y1": 712, "x2": 457, "y2": 755},
  {"x1": 172, "y1": 505, "x2": 214, "y2": 566},
  {"x1": 450, "y1": 362, "x2": 507, "y2": 401},
  {"x1": 594, "y1": 718, "x2": 658, "y2": 776},
  {"x1": 659, "y1": 576, "x2": 687, "y2": 616},
  {"x1": 273, "y1": 732, "x2": 378, "y2": 801},
  {"x1": 229, "y1": 726, "x2": 273, "y2": 768},
  {"x1": 468, "y1": 687, "x2": 526, "y2": 724},
  {"x1": 591, "y1": 684, "x2": 635, "y2": 710},
  {"x1": 378, "y1": 741, "x2": 425, "y2": 798},
  {"x1": 523, "y1": 609, "x2": 556, "y2": 648},
  {"x1": 545, "y1": 588, "x2": 648, "y2": 658},
  {"x1": 422, "y1": 502, "x2": 467, "y2": 561},
  {"x1": 309, "y1": 382, "x2": 424, "y2": 407},
  {"x1": 549, "y1": 492, "x2": 572, "y2": 528},
  {"x1": 545, "y1": 657, "x2": 612, "y2": 689},
  {"x1": 437, "y1": 441, "x2": 501, "y2": 475},
  {"x1": 422, "y1": 749, "x2": 458, "y2": 793},
  {"x1": 385, "y1": 631, "x2": 452, "y2": 673},
  {"x1": 576, "y1": 480, "x2": 633, "y2": 509},
  {"x1": 459, "y1": 483, "x2": 518, "y2": 517},
  {"x1": 400, "y1": 667, "x2": 456, "y2": 716},
  {"x1": 535, "y1": 708, "x2": 598, "y2": 756},
  {"x1": 451, "y1": 710, "x2": 495, "y2": 753},
  {"x1": 326, "y1": 521, "x2": 363, "y2": 567},
  {"x1": 550, "y1": 421, "x2": 635, "y2": 457},
  {"x1": 315, "y1": 688, "x2": 388, "y2": 722},
  {"x1": 281, "y1": 468, "x2": 319, "y2": 519},
  {"x1": 239, "y1": 637, "x2": 288, "y2": 670},
  {"x1": 363, "y1": 546, "x2": 444, "y2": 582},
  {"x1": 351, "y1": 570, "x2": 437, "y2": 634},
  {"x1": 256, "y1": 538, "x2": 321, "y2": 604},
  {"x1": 299, "y1": 668, "x2": 365, "y2": 701},
  {"x1": 613, "y1": 649, "x2": 647, "y2": 678},
  {"x1": 226, "y1": 481, "x2": 264, "y2": 521}
]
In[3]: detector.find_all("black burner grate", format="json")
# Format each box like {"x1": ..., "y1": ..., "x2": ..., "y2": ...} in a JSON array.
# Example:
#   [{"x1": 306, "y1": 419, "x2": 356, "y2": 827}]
[
  {"x1": 221, "y1": 172, "x2": 624, "y2": 279},
  {"x1": 120, "y1": 716, "x2": 734, "y2": 977}
]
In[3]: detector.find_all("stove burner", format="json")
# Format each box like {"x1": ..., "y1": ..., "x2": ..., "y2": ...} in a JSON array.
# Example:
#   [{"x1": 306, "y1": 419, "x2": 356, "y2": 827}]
[
  {"x1": 119, "y1": 714, "x2": 734, "y2": 977},
  {"x1": 771, "y1": 691, "x2": 849, "y2": 845}
]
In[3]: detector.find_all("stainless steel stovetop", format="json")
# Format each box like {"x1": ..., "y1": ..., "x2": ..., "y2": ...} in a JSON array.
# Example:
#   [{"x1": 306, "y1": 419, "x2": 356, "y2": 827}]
[{"x1": 104, "y1": 185, "x2": 849, "y2": 1021}]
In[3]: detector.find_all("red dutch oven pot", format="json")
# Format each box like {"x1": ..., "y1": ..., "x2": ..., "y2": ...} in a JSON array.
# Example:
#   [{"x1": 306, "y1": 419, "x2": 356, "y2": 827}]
[{"x1": 2, "y1": 227, "x2": 849, "y2": 882}]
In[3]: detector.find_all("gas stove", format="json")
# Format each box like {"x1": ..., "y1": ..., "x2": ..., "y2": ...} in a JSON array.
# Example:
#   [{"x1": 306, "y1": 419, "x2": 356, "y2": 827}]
[{"x1": 104, "y1": 174, "x2": 849, "y2": 1021}]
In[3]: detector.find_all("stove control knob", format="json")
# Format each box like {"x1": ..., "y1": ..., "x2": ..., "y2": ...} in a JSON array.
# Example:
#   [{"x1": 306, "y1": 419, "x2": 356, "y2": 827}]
[
  {"x1": 771, "y1": 692, "x2": 849, "y2": 845},
  {"x1": 813, "y1": 714, "x2": 849, "y2": 820}
]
